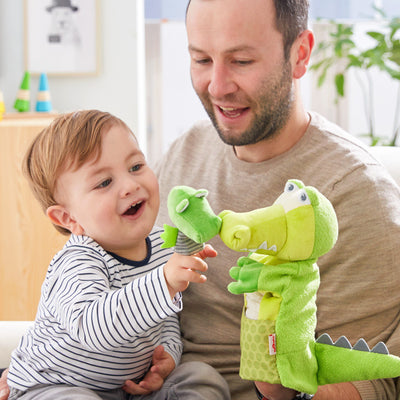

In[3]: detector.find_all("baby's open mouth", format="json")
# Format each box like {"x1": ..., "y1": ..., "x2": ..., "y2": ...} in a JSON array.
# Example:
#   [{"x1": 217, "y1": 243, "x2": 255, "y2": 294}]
[{"x1": 123, "y1": 201, "x2": 143, "y2": 216}]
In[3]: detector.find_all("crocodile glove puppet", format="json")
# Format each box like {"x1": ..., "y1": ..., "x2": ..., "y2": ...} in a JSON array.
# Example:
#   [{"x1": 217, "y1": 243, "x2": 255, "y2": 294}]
[
  {"x1": 218, "y1": 179, "x2": 400, "y2": 394},
  {"x1": 160, "y1": 185, "x2": 222, "y2": 255}
]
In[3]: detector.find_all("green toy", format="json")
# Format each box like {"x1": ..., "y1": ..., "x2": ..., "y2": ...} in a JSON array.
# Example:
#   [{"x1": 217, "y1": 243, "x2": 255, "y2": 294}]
[
  {"x1": 161, "y1": 185, "x2": 222, "y2": 255},
  {"x1": 14, "y1": 71, "x2": 30, "y2": 112},
  {"x1": 219, "y1": 179, "x2": 400, "y2": 394},
  {"x1": 161, "y1": 182, "x2": 400, "y2": 394}
]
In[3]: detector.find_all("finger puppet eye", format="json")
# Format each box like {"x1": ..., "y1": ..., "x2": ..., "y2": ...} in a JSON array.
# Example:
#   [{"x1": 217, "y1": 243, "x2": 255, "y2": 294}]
[
  {"x1": 176, "y1": 198, "x2": 189, "y2": 213},
  {"x1": 195, "y1": 189, "x2": 208, "y2": 198}
]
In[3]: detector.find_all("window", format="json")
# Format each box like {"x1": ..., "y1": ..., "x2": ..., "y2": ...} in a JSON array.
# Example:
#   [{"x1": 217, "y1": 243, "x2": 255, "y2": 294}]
[
  {"x1": 310, "y1": 0, "x2": 398, "y2": 19},
  {"x1": 145, "y1": 0, "x2": 186, "y2": 20}
]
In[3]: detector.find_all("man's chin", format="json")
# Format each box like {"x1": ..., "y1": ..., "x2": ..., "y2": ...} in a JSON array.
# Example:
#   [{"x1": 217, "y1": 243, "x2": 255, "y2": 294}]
[
  {"x1": 215, "y1": 126, "x2": 254, "y2": 147},
  {"x1": 215, "y1": 128, "x2": 241, "y2": 146},
  {"x1": 206, "y1": 110, "x2": 249, "y2": 145}
]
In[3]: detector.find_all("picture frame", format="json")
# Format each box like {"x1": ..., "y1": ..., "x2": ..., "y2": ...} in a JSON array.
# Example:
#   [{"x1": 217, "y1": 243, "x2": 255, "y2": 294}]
[{"x1": 24, "y1": 0, "x2": 100, "y2": 76}]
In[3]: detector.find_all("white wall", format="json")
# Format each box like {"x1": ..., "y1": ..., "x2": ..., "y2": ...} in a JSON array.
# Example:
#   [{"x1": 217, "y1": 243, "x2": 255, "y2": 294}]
[
  {"x1": 0, "y1": 0, "x2": 145, "y2": 151},
  {"x1": 145, "y1": 21, "x2": 208, "y2": 164}
]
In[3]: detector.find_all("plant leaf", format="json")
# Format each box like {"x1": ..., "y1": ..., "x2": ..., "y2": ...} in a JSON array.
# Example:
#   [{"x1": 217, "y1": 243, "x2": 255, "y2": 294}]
[
  {"x1": 335, "y1": 73, "x2": 345, "y2": 97},
  {"x1": 367, "y1": 31, "x2": 386, "y2": 43}
]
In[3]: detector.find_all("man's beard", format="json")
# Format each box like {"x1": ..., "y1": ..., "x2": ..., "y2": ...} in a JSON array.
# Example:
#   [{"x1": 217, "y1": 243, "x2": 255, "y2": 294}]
[{"x1": 198, "y1": 60, "x2": 294, "y2": 147}]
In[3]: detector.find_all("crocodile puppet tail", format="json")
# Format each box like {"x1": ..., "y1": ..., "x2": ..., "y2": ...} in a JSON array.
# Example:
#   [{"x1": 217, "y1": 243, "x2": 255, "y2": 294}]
[{"x1": 315, "y1": 334, "x2": 400, "y2": 385}]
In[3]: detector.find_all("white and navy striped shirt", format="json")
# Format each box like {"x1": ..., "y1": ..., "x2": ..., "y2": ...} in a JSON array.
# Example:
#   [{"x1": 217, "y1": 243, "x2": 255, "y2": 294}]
[{"x1": 8, "y1": 227, "x2": 183, "y2": 392}]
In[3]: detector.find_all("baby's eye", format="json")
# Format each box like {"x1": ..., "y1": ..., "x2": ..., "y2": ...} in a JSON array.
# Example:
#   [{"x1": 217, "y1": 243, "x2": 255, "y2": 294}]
[
  {"x1": 97, "y1": 178, "x2": 111, "y2": 189},
  {"x1": 130, "y1": 164, "x2": 143, "y2": 173}
]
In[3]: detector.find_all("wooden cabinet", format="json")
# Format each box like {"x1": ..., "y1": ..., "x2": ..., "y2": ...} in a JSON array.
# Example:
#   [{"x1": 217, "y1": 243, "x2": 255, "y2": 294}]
[{"x1": 0, "y1": 114, "x2": 67, "y2": 320}]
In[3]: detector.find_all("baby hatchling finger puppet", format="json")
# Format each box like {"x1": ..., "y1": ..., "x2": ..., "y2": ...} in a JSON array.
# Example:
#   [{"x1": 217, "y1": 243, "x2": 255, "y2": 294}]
[
  {"x1": 161, "y1": 185, "x2": 222, "y2": 255},
  {"x1": 218, "y1": 179, "x2": 400, "y2": 395}
]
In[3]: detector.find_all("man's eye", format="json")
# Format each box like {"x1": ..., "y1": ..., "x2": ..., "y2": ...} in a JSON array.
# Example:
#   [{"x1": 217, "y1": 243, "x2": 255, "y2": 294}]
[
  {"x1": 194, "y1": 58, "x2": 211, "y2": 65},
  {"x1": 97, "y1": 178, "x2": 111, "y2": 189},
  {"x1": 234, "y1": 60, "x2": 253, "y2": 65}
]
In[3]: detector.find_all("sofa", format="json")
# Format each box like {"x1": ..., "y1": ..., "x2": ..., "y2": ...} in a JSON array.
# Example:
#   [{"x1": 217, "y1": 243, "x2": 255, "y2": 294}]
[
  {"x1": 0, "y1": 321, "x2": 33, "y2": 368},
  {"x1": 1, "y1": 145, "x2": 399, "y2": 370}
]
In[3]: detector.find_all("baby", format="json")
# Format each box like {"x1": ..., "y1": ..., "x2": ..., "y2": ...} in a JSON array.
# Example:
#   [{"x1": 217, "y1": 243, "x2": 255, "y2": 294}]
[{"x1": 6, "y1": 110, "x2": 229, "y2": 400}]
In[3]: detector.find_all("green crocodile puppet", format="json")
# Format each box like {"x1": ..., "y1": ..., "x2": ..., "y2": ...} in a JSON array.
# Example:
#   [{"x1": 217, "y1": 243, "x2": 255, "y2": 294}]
[
  {"x1": 161, "y1": 185, "x2": 222, "y2": 255},
  {"x1": 218, "y1": 179, "x2": 400, "y2": 394}
]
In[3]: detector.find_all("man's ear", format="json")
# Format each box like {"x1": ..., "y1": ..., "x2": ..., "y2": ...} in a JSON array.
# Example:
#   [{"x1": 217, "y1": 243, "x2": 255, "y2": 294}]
[
  {"x1": 47, "y1": 205, "x2": 84, "y2": 235},
  {"x1": 291, "y1": 29, "x2": 315, "y2": 80}
]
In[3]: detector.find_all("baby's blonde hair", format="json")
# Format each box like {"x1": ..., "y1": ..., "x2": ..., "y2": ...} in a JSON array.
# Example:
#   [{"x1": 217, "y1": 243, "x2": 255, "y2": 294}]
[{"x1": 23, "y1": 109, "x2": 135, "y2": 235}]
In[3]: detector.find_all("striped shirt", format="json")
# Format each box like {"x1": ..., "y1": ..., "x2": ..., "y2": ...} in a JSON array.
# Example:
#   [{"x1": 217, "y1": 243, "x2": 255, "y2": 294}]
[
  {"x1": 8, "y1": 227, "x2": 183, "y2": 392},
  {"x1": 175, "y1": 231, "x2": 205, "y2": 255}
]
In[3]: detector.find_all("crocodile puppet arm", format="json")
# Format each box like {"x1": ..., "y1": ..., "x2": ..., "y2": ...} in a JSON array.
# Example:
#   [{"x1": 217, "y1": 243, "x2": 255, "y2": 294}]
[
  {"x1": 219, "y1": 179, "x2": 400, "y2": 394},
  {"x1": 161, "y1": 186, "x2": 222, "y2": 255}
]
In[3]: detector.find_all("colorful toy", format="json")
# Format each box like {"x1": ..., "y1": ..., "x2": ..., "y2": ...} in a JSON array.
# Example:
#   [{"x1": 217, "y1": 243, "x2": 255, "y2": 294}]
[
  {"x1": 0, "y1": 90, "x2": 5, "y2": 120},
  {"x1": 36, "y1": 73, "x2": 52, "y2": 112},
  {"x1": 14, "y1": 71, "x2": 30, "y2": 112},
  {"x1": 218, "y1": 179, "x2": 400, "y2": 394},
  {"x1": 161, "y1": 185, "x2": 222, "y2": 255}
]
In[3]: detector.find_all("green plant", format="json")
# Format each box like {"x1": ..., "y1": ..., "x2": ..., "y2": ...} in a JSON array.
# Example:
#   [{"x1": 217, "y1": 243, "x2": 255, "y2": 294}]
[{"x1": 310, "y1": 8, "x2": 400, "y2": 146}]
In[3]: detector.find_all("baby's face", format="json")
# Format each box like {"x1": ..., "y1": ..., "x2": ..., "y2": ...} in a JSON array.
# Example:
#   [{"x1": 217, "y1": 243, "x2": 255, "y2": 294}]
[{"x1": 53, "y1": 125, "x2": 159, "y2": 260}]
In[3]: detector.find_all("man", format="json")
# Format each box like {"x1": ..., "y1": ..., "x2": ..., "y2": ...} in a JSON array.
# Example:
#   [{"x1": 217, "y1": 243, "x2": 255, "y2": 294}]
[{"x1": 155, "y1": 0, "x2": 400, "y2": 399}]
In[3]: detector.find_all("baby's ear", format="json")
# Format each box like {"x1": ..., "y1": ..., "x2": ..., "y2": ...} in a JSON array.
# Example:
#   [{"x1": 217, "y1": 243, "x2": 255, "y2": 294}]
[{"x1": 47, "y1": 205, "x2": 84, "y2": 235}]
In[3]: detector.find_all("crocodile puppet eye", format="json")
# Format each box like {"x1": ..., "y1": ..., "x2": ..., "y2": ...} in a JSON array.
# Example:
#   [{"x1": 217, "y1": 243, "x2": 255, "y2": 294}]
[
  {"x1": 299, "y1": 190, "x2": 311, "y2": 205},
  {"x1": 275, "y1": 183, "x2": 311, "y2": 212},
  {"x1": 285, "y1": 182, "x2": 299, "y2": 193}
]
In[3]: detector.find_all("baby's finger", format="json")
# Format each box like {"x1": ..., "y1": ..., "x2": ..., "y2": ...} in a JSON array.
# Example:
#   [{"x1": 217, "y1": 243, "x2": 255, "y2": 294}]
[
  {"x1": 189, "y1": 257, "x2": 209, "y2": 273},
  {"x1": 123, "y1": 380, "x2": 151, "y2": 395},
  {"x1": 197, "y1": 244, "x2": 217, "y2": 259},
  {"x1": 181, "y1": 267, "x2": 207, "y2": 284}
]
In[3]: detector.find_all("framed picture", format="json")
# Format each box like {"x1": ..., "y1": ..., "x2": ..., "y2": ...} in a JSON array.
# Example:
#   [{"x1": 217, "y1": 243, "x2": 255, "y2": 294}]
[{"x1": 24, "y1": 0, "x2": 100, "y2": 76}]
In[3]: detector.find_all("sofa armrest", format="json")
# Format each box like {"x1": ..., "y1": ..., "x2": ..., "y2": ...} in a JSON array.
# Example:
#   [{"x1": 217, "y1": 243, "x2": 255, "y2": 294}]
[{"x1": 0, "y1": 321, "x2": 33, "y2": 368}]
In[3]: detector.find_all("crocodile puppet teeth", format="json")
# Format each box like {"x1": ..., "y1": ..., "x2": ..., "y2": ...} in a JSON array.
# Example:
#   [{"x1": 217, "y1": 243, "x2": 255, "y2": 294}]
[{"x1": 241, "y1": 241, "x2": 277, "y2": 253}]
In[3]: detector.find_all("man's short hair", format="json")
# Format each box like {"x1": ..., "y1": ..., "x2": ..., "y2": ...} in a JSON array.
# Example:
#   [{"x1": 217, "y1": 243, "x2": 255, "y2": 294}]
[{"x1": 186, "y1": 0, "x2": 310, "y2": 59}]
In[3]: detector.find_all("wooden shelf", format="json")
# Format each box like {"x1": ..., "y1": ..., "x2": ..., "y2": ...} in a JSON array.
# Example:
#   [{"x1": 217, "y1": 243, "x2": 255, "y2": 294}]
[
  {"x1": 0, "y1": 115, "x2": 67, "y2": 320},
  {"x1": 1, "y1": 112, "x2": 58, "y2": 120}
]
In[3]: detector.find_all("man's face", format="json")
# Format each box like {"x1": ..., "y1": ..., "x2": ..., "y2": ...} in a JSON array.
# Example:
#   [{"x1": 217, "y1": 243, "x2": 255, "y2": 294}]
[{"x1": 187, "y1": 0, "x2": 295, "y2": 146}]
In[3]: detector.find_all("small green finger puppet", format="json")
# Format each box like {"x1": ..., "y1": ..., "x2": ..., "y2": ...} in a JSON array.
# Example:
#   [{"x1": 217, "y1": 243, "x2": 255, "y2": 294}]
[
  {"x1": 161, "y1": 185, "x2": 222, "y2": 255},
  {"x1": 219, "y1": 179, "x2": 400, "y2": 395}
]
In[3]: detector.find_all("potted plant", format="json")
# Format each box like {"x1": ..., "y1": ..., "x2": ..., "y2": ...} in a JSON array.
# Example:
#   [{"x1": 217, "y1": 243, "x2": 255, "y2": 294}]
[{"x1": 310, "y1": 8, "x2": 400, "y2": 146}]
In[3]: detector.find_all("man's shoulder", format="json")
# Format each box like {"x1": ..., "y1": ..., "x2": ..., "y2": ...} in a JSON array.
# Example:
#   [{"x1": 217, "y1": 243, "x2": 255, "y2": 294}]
[
  {"x1": 307, "y1": 112, "x2": 378, "y2": 164},
  {"x1": 173, "y1": 119, "x2": 218, "y2": 148},
  {"x1": 309, "y1": 112, "x2": 362, "y2": 146}
]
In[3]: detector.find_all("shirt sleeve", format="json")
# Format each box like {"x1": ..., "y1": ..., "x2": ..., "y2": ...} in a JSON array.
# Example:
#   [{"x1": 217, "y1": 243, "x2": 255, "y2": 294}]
[{"x1": 45, "y1": 253, "x2": 182, "y2": 352}]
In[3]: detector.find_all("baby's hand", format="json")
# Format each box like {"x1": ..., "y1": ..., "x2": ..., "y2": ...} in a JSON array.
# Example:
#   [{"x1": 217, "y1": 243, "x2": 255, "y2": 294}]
[
  {"x1": 0, "y1": 369, "x2": 9, "y2": 400},
  {"x1": 164, "y1": 244, "x2": 217, "y2": 298},
  {"x1": 123, "y1": 345, "x2": 174, "y2": 395}
]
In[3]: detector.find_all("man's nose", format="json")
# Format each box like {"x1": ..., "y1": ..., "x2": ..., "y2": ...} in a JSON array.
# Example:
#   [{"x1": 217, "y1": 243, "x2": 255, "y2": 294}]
[{"x1": 208, "y1": 64, "x2": 238, "y2": 99}]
